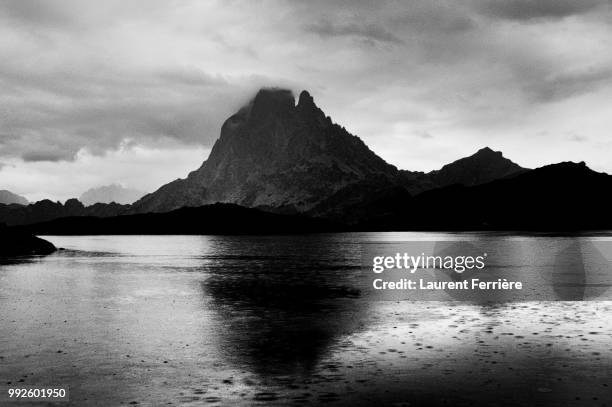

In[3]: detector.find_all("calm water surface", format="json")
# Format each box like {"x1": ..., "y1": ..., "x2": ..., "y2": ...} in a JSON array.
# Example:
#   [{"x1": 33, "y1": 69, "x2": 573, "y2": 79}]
[{"x1": 1, "y1": 233, "x2": 611, "y2": 406}]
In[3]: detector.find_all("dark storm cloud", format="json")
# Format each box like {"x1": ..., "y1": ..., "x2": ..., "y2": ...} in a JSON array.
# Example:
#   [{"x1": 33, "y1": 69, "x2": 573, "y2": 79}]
[
  {"x1": 0, "y1": 58, "x2": 265, "y2": 161},
  {"x1": 1, "y1": 0, "x2": 612, "y2": 196},
  {"x1": 21, "y1": 150, "x2": 70, "y2": 162},
  {"x1": 0, "y1": 1, "x2": 290, "y2": 163},
  {"x1": 475, "y1": 0, "x2": 607, "y2": 21},
  {"x1": 0, "y1": 75, "x2": 247, "y2": 161}
]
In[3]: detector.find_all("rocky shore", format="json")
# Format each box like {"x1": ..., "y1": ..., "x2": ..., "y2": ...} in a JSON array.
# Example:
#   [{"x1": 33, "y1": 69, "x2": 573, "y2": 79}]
[{"x1": 0, "y1": 225, "x2": 56, "y2": 256}]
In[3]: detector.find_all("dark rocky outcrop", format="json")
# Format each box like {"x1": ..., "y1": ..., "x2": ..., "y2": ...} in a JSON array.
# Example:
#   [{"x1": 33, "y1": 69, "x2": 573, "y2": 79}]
[{"x1": 0, "y1": 225, "x2": 56, "y2": 256}]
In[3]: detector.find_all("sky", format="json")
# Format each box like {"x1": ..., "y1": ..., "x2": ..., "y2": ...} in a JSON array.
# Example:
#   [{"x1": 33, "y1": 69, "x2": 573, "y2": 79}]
[{"x1": 1, "y1": 0, "x2": 612, "y2": 202}]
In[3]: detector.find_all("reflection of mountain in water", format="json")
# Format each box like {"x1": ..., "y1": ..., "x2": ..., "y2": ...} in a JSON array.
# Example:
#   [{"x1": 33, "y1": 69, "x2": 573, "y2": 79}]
[
  {"x1": 433, "y1": 241, "x2": 504, "y2": 303},
  {"x1": 200, "y1": 235, "x2": 368, "y2": 376},
  {"x1": 551, "y1": 239, "x2": 612, "y2": 300}
]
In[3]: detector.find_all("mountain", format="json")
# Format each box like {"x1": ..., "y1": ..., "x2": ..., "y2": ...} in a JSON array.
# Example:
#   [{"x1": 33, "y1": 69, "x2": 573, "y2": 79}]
[
  {"x1": 358, "y1": 161, "x2": 612, "y2": 230},
  {"x1": 132, "y1": 89, "x2": 403, "y2": 214},
  {"x1": 310, "y1": 146, "x2": 526, "y2": 221},
  {"x1": 132, "y1": 88, "x2": 531, "y2": 217},
  {"x1": 12, "y1": 160, "x2": 612, "y2": 233},
  {"x1": 428, "y1": 147, "x2": 527, "y2": 187},
  {"x1": 13, "y1": 203, "x2": 340, "y2": 235},
  {"x1": 0, "y1": 190, "x2": 28, "y2": 205},
  {"x1": 0, "y1": 199, "x2": 128, "y2": 226},
  {"x1": 80, "y1": 184, "x2": 145, "y2": 206}
]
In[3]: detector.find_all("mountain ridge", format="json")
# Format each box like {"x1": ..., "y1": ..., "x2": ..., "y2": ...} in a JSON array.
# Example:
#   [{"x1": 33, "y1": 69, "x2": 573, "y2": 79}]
[
  {"x1": 3, "y1": 87, "x2": 607, "y2": 230},
  {"x1": 132, "y1": 88, "x2": 526, "y2": 215},
  {"x1": 9, "y1": 160, "x2": 612, "y2": 232},
  {"x1": 356, "y1": 160, "x2": 612, "y2": 230}
]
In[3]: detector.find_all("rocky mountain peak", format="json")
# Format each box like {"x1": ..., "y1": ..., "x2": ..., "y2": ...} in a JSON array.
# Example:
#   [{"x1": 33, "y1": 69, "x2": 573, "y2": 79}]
[
  {"x1": 474, "y1": 146, "x2": 498, "y2": 156},
  {"x1": 297, "y1": 90, "x2": 316, "y2": 110},
  {"x1": 249, "y1": 88, "x2": 295, "y2": 120},
  {"x1": 132, "y1": 88, "x2": 400, "y2": 214},
  {"x1": 429, "y1": 146, "x2": 526, "y2": 187},
  {"x1": 130, "y1": 89, "x2": 536, "y2": 216},
  {"x1": 296, "y1": 90, "x2": 327, "y2": 124}
]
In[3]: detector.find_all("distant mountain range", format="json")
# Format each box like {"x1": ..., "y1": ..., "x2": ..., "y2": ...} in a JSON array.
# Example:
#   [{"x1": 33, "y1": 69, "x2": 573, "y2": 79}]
[
  {"x1": 0, "y1": 190, "x2": 28, "y2": 205},
  {"x1": 14, "y1": 204, "x2": 339, "y2": 235},
  {"x1": 2, "y1": 88, "x2": 611, "y2": 231},
  {"x1": 0, "y1": 199, "x2": 127, "y2": 226},
  {"x1": 80, "y1": 184, "x2": 145, "y2": 206}
]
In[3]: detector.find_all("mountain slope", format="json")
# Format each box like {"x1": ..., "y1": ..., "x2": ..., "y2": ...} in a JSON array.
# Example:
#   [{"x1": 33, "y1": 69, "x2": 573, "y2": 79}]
[
  {"x1": 359, "y1": 161, "x2": 612, "y2": 230},
  {"x1": 132, "y1": 89, "x2": 403, "y2": 213},
  {"x1": 309, "y1": 147, "x2": 527, "y2": 221},
  {"x1": 428, "y1": 147, "x2": 527, "y2": 187},
  {"x1": 0, "y1": 190, "x2": 28, "y2": 205}
]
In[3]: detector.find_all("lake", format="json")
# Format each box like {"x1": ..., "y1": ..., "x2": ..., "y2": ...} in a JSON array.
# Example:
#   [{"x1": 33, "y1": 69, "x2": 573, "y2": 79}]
[{"x1": 1, "y1": 233, "x2": 611, "y2": 406}]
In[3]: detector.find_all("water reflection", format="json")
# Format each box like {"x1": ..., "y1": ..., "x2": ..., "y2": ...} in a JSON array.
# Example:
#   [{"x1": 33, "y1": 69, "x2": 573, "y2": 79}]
[
  {"x1": 200, "y1": 235, "x2": 368, "y2": 376},
  {"x1": 1, "y1": 234, "x2": 611, "y2": 406},
  {"x1": 429, "y1": 238, "x2": 612, "y2": 302},
  {"x1": 551, "y1": 239, "x2": 612, "y2": 300}
]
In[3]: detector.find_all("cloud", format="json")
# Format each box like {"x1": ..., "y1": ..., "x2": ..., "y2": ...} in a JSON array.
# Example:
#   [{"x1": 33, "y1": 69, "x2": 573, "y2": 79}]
[
  {"x1": 475, "y1": 0, "x2": 607, "y2": 21},
  {"x1": 0, "y1": 143, "x2": 209, "y2": 202},
  {"x1": 22, "y1": 150, "x2": 73, "y2": 163},
  {"x1": 0, "y1": 0, "x2": 75, "y2": 27},
  {"x1": 0, "y1": 61, "x2": 269, "y2": 161},
  {"x1": 1, "y1": 0, "x2": 612, "y2": 199},
  {"x1": 305, "y1": 20, "x2": 404, "y2": 45},
  {"x1": 570, "y1": 134, "x2": 588, "y2": 142},
  {"x1": 525, "y1": 68, "x2": 612, "y2": 102},
  {"x1": 415, "y1": 131, "x2": 434, "y2": 139}
]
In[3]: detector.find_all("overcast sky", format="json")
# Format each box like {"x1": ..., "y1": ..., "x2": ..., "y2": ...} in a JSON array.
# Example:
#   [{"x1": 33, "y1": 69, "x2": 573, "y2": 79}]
[{"x1": 1, "y1": 0, "x2": 612, "y2": 201}]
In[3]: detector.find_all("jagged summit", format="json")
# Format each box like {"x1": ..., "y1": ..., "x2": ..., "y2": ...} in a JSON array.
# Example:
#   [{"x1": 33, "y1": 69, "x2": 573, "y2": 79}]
[
  {"x1": 298, "y1": 90, "x2": 313, "y2": 105},
  {"x1": 130, "y1": 89, "x2": 537, "y2": 215},
  {"x1": 131, "y1": 88, "x2": 400, "y2": 214},
  {"x1": 296, "y1": 90, "x2": 318, "y2": 111},
  {"x1": 249, "y1": 88, "x2": 295, "y2": 118}
]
